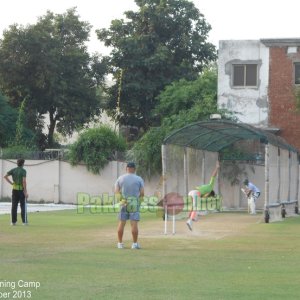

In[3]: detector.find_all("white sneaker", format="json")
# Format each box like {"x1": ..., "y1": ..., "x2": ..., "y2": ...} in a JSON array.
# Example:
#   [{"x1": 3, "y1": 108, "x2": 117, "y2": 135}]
[
  {"x1": 186, "y1": 219, "x2": 192, "y2": 231},
  {"x1": 131, "y1": 243, "x2": 141, "y2": 249},
  {"x1": 11, "y1": 223, "x2": 16, "y2": 226},
  {"x1": 117, "y1": 242, "x2": 124, "y2": 249}
]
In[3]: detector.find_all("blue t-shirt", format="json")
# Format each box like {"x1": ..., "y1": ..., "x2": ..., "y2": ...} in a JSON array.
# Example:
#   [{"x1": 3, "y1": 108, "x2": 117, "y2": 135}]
[
  {"x1": 115, "y1": 173, "x2": 144, "y2": 199},
  {"x1": 248, "y1": 182, "x2": 260, "y2": 194}
]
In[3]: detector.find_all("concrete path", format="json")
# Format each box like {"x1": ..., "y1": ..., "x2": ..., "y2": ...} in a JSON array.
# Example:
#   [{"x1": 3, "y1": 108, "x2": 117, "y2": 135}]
[{"x1": 0, "y1": 202, "x2": 76, "y2": 215}]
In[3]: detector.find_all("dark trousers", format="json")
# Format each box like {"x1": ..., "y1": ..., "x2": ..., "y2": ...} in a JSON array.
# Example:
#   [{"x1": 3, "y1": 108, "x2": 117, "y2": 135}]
[{"x1": 11, "y1": 190, "x2": 26, "y2": 224}]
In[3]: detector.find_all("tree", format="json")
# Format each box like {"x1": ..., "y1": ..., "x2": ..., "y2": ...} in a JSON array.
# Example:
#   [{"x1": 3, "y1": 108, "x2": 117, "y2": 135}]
[
  {"x1": 0, "y1": 92, "x2": 17, "y2": 147},
  {"x1": 0, "y1": 93, "x2": 36, "y2": 155},
  {"x1": 97, "y1": 0, "x2": 217, "y2": 130},
  {"x1": 129, "y1": 66, "x2": 235, "y2": 177},
  {"x1": 0, "y1": 8, "x2": 107, "y2": 148},
  {"x1": 154, "y1": 65, "x2": 218, "y2": 119}
]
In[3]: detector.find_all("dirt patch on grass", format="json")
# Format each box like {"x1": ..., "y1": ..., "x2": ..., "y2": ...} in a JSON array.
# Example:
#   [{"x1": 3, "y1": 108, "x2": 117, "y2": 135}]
[
  {"x1": 79, "y1": 212, "x2": 265, "y2": 248},
  {"x1": 97, "y1": 212, "x2": 265, "y2": 245},
  {"x1": 138, "y1": 212, "x2": 264, "y2": 240}
]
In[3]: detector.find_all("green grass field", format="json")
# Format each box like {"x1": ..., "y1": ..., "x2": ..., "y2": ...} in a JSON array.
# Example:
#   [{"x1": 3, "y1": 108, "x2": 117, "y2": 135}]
[{"x1": 1, "y1": 210, "x2": 300, "y2": 300}]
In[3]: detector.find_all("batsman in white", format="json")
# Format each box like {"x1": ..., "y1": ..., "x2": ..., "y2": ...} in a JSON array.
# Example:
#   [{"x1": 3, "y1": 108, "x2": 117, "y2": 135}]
[{"x1": 242, "y1": 179, "x2": 261, "y2": 214}]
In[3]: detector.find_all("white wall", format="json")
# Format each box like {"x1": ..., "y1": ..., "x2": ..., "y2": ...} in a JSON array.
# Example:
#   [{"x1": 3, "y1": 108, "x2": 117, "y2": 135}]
[
  {"x1": 218, "y1": 40, "x2": 269, "y2": 126},
  {"x1": 1, "y1": 160, "x2": 61, "y2": 203},
  {"x1": 0, "y1": 159, "x2": 161, "y2": 204},
  {"x1": 1, "y1": 159, "x2": 298, "y2": 210}
]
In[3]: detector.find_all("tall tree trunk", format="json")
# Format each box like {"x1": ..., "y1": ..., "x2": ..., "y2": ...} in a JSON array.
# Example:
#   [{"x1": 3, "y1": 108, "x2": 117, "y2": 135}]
[{"x1": 48, "y1": 111, "x2": 57, "y2": 148}]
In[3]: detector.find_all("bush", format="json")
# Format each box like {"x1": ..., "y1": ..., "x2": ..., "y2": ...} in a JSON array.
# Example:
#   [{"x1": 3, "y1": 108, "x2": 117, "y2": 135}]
[
  {"x1": 128, "y1": 127, "x2": 167, "y2": 179},
  {"x1": 1, "y1": 145, "x2": 38, "y2": 159},
  {"x1": 68, "y1": 126, "x2": 126, "y2": 174}
]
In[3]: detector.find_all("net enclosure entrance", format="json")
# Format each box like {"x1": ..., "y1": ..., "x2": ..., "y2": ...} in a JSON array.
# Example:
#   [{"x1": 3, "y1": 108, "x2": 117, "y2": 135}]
[{"x1": 162, "y1": 119, "x2": 299, "y2": 223}]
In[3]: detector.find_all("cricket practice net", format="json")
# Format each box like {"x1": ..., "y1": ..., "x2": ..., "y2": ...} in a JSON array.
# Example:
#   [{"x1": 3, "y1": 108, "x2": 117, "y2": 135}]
[
  {"x1": 266, "y1": 145, "x2": 299, "y2": 222},
  {"x1": 161, "y1": 144, "x2": 220, "y2": 221}
]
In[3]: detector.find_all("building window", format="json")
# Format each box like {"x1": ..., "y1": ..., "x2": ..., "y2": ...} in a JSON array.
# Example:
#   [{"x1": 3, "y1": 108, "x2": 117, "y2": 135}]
[
  {"x1": 233, "y1": 64, "x2": 257, "y2": 87},
  {"x1": 294, "y1": 63, "x2": 300, "y2": 85}
]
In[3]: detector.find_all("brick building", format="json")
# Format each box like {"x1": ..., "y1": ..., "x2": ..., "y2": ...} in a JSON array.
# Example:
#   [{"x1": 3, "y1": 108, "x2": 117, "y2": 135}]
[{"x1": 218, "y1": 38, "x2": 300, "y2": 151}]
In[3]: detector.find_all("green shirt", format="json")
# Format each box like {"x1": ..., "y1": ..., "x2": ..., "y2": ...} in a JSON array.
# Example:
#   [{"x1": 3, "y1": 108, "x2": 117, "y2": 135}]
[
  {"x1": 7, "y1": 167, "x2": 26, "y2": 190},
  {"x1": 196, "y1": 176, "x2": 216, "y2": 196}
]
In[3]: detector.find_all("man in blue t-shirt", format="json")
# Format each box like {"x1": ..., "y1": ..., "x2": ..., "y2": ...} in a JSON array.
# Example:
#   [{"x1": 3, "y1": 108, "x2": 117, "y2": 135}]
[{"x1": 115, "y1": 162, "x2": 144, "y2": 249}]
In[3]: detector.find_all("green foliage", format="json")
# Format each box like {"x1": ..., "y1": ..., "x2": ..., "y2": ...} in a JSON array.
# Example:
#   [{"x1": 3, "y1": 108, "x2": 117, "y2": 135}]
[
  {"x1": 127, "y1": 127, "x2": 168, "y2": 178},
  {"x1": 97, "y1": 0, "x2": 216, "y2": 130},
  {"x1": 1, "y1": 99, "x2": 38, "y2": 157},
  {"x1": 294, "y1": 87, "x2": 300, "y2": 112},
  {"x1": 15, "y1": 98, "x2": 27, "y2": 145},
  {"x1": 69, "y1": 126, "x2": 126, "y2": 174},
  {"x1": 0, "y1": 8, "x2": 107, "y2": 148},
  {"x1": 0, "y1": 92, "x2": 17, "y2": 147},
  {"x1": 155, "y1": 66, "x2": 218, "y2": 119},
  {"x1": 0, "y1": 92, "x2": 36, "y2": 149},
  {"x1": 130, "y1": 67, "x2": 234, "y2": 178},
  {"x1": 1, "y1": 145, "x2": 36, "y2": 159}
]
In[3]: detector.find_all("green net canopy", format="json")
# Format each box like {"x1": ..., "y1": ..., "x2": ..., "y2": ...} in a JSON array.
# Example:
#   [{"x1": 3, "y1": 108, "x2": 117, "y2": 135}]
[{"x1": 163, "y1": 120, "x2": 298, "y2": 153}]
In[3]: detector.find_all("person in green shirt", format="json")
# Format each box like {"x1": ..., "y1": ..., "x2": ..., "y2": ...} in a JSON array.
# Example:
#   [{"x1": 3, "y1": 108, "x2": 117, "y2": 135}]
[
  {"x1": 4, "y1": 158, "x2": 28, "y2": 225},
  {"x1": 186, "y1": 161, "x2": 220, "y2": 231}
]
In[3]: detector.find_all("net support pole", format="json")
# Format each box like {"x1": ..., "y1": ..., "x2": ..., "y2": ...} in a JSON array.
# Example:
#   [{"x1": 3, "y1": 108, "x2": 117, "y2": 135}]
[
  {"x1": 162, "y1": 144, "x2": 168, "y2": 234},
  {"x1": 172, "y1": 206, "x2": 176, "y2": 235},
  {"x1": 217, "y1": 153, "x2": 220, "y2": 195},
  {"x1": 202, "y1": 151, "x2": 206, "y2": 185},
  {"x1": 295, "y1": 153, "x2": 299, "y2": 203},
  {"x1": 0, "y1": 157, "x2": 3, "y2": 199},
  {"x1": 183, "y1": 147, "x2": 189, "y2": 198},
  {"x1": 288, "y1": 151, "x2": 291, "y2": 201},
  {"x1": 265, "y1": 143, "x2": 270, "y2": 213},
  {"x1": 164, "y1": 206, "x2": 168, "y2": 235},
  {"x1": 162, "y1": 144, "x2": 167, "y2": 201},
  {"x1": 277, "y1": 148, "x2": 280, "y2": 203}
]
